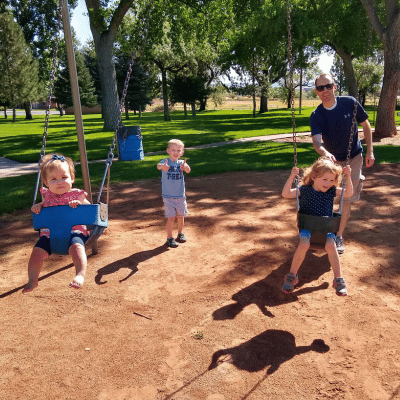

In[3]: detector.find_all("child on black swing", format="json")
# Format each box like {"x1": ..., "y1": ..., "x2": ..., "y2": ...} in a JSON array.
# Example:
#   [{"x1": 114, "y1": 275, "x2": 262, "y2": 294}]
[
  {"x1": 281, "y1": 157, "x2": 353, "y2": 296},
  {"x1": 23, "y1": 154, "x2": 90, "y2": 293}
]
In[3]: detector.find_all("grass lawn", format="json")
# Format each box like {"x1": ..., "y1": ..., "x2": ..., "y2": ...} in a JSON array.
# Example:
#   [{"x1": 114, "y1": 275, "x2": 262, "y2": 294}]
[
  {"x1": 1, "y1": 106, "x2": 399, "y2": 216},
  {"x1": 0, "y1": 108, "x2": 315, "y2": 163}
]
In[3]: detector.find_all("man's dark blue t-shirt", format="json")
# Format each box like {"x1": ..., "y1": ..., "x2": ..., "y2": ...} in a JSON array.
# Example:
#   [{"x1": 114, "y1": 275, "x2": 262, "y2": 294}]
[{"x1": 310, "y1": 96, "x2": 368, "y2": 161}]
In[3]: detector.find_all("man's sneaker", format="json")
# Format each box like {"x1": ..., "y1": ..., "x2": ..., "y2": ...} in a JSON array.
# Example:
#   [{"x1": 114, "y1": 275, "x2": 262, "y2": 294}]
[
  {"x1": 282, "y1": 273, "x2": 299, "y2": 294},
  {"x1": 335, "y1": 236, "x2": 345, "y2": 254},
  {"x1": 333, "y1": 277, "x2": 348, "y2": 296},
  {"x1": 176, "y1": 233, "x2": 187, "y2": 243},
  {"x1": 166, "y1": 238, "x2": 178, "y2": 248}
]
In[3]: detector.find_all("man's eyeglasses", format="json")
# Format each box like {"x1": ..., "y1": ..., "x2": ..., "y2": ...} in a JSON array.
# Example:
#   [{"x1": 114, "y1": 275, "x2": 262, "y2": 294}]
[{"x1": 316, "y1": 83, "x2": 335, "y2": 92}]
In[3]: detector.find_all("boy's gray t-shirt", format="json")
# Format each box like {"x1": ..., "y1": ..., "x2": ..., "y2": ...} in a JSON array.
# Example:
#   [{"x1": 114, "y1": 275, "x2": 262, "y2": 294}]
[{"x1": 160, "y1": 159, "x2": 185, "y2": 198}]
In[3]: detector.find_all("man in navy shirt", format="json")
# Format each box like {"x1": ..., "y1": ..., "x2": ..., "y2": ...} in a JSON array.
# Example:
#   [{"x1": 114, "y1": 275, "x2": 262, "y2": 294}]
[{"x1": 310, "y1": 73, "x2": 375, "y2": 253}]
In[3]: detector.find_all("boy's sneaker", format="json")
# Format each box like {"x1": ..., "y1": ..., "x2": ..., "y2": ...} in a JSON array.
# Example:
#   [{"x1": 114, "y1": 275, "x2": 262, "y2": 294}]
[
  {"x1": 166, "y1": 238, "x2": 178, "y2": 248},
  {"x1": 335, "y1": 236, "x2": 345, "y2": 254},
  {"x1": 333, "y1": 277, "x2": 348, "y2": 296},
  {"x1": 176, "y1": 233, "x2": 187, "y2": 243},
  {"x1": 282, "y1": 273, "x2": 299, "y2": 294}
]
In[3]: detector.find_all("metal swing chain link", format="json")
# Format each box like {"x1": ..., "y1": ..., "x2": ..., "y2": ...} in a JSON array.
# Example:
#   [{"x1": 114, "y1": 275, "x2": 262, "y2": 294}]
[
  {"x1": 106, "y1": 54, "x2": 135, "y2": 165},
  {"x1": 33, "y1": 0, "x2": 63, "y2": 205},
  {"x1": 41, "y1": 0, "x2": 63, "y2": 160},
  {"x1": 99, "y1": 1, "x2": 153, "y2": 204},
  {"x1": 286, "y1": 0, "x2": 300, "y2": 210},
  {"x1": 286, "y1": 0, "x2": 297, "y2": 169},
  {"x1": 346, "y1": 100, "x2": 359, "y2": 166}
]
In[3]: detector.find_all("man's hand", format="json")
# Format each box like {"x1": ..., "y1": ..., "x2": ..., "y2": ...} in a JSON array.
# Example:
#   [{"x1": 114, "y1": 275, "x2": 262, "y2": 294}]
[{"x1": 365, "y1": 151, "x2": 375, "y2": 168}]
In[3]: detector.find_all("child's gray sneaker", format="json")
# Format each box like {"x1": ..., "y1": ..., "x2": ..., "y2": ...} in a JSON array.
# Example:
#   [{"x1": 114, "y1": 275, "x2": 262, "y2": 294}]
[
  {"x1": 282, "y1": 273, "x2": 299, "y2": 294},
  {"x1": 176, "y1": 233, "x2": 186, "y2": 243},
  {"x1": 166, "y1": 238, "x2": 178, "y2": 248},
  {"x1": 333, "y1": 277, "x2": 348, "y2": 296},
  {"x1": 335, "y1": 236, "x2": 345, "y2": 254}
]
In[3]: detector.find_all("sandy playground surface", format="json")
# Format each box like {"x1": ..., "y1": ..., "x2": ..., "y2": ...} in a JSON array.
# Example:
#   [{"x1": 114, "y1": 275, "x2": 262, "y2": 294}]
[{"x1": 1, "y1": 162, "x2": 400, "y2": 400}]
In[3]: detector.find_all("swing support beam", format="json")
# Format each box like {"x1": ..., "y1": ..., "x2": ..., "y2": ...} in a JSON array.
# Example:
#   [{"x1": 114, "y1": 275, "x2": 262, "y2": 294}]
[{"x1": 61, "y1": 0, "x2": 98, "y2": 253}]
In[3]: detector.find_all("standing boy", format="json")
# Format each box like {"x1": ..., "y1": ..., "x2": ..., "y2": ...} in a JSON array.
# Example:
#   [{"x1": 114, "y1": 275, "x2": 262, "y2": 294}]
[{"x1": 157, "y1": 139, "x2": 191, "y2": 248}]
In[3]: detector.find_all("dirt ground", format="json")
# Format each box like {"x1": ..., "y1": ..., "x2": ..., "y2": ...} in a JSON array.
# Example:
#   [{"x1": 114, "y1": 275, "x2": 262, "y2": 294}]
[{"x1": 1, "y1": 158, "x2": 400, "y2": 400}]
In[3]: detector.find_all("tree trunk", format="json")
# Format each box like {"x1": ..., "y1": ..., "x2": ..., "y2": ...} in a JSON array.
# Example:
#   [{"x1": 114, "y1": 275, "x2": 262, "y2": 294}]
[
  {"x1": 24, "y1": 102, "x2": 33, "y2": 120},
  {"x1": 259, "y1": 95, "x2": 268, "y2": 113},
  {"x1": 299, "y1": 68, "x2": 303, "y2": 114},
  {"x1": 161, "y1": 69, "x2": 171, "y2": 121},
  {"x1": 335, "y1": 47, "x2": 358, "y2": 98},
  {"x1": 12, "y1": 107, "x2": 16, "y2": 122},
  {"x1": 191, "y1": 102, "x2": 196, "y2": 118},
  {"x1": 125, "y1": 107, "x2": 129, "y2": 120},
  {"x1": 198, "y1": 99, "x2": 206, "y2": 111},
  {"x1": 92, "y1": 32, "x2": 120, "y2": 130},
  {"x1": 183, "y1": 103, "x2": 187, "y2": 119},
  {"x1": 374, "y1": 47, "x2": 400, "y2": 138},
  {"x1": 139, "y1": 105, "x2": 142, "y2": 117},
  {"x1": 361, "y1": 0, "x2": 400, "y2": 138},
  {"x1": 3, "y1": 107, "x2": 7, "y2": 118},
  {"x1": 57, "y1": 104, "x2": 64, "y2": 116}
]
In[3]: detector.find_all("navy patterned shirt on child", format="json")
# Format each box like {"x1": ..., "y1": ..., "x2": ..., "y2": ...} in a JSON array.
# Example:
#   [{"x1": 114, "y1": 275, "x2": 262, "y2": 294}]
[
  {"x1": 160, "y1": 158, "x2": 186, "y2": 198},
  {"x1": 299, "y1": 185, "x2": 336, "y2": 217}
]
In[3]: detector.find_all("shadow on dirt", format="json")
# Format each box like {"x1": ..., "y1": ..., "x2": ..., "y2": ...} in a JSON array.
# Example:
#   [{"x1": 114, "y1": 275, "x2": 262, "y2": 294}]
[
  {"x1": 213, "y1": 251, "x2": 331, "y2": 319},
  {"x1": 94, "y1": 245, "x2": 168, "y2": 284}
]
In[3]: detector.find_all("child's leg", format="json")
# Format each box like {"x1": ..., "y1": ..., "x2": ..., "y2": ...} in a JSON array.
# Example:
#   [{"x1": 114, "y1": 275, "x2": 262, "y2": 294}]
[
  {"x1": 166, "y1": 216, "x2": 175, "y2": 239},
  {"x1": 69, "y1": 242, "x2": 87, "y2": 289},
  {"x1": 22, "y1": 246, "x2": 49, "y2": 293},
  {"x1": 177, "y1": 216, "x2": 184, "y2": 234},
  {"x1": 325, "y1": 236, "x2": 342, "y2": 278},
  {"x1": 289, "y1": 234, "x2": 310, "y2": 275}
]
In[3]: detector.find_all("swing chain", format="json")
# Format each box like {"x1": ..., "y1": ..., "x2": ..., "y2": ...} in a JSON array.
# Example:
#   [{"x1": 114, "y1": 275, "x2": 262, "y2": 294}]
[
  {"x1": 41, "y1": 0, "x2": 63, "y2": 161},
  {"x1": 345, "y1": 99, "x2": 359, "y2": 166},
  {"x1": 286, "y1": 0, "x2": 297, "y2": 169},
  {"x1": 33, "y1": 0, "x2": 64, "y2": 206},
  {"x1": 106, "y1": 53, "x2": 135, "y2": 165}
]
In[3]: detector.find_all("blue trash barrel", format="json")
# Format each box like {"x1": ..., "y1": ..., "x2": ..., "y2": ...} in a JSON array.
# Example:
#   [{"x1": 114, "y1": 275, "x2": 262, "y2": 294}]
[{"x1": 117, "y1": 126, "x2": 144, "y2": 161}]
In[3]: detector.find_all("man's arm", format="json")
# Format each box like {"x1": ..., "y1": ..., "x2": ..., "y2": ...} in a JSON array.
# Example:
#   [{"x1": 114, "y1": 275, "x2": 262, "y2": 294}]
[
  {"x1": 360, "y1": 119, "x2": 375, "y2": 167},
  {"x1": 312, "y1": 134, "x2": 336, "y2": 162}
]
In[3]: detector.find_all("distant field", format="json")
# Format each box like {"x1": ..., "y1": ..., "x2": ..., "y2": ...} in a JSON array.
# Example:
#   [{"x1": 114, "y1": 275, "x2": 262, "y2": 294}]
[{"x1": 147, "y1": 97, "x2": 322, "y2": 112}]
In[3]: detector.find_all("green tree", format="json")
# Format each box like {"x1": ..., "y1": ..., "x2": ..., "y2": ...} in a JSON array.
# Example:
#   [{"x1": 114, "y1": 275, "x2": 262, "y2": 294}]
[
  {"x1": 53, "y1": 42, "x2": 98, "y2": 116},
  {"x1": 115, "y1": 52, "x2": 153, "y2": 118},
  {"x1": 0, "y1": 13, "x2": 40, "y2": 122},
  {"x1": 361, "y1": 0, "x2": 400, "y2": 138},
  {"x1": 307, "y1": 0, "x2": 377, "y2": 98},
  {"x1": 0, "y1": 0, "x2": 77, "y2": 119},
  {"x1": 353, "y1": 57, "x2": 383, "y2": 107}
]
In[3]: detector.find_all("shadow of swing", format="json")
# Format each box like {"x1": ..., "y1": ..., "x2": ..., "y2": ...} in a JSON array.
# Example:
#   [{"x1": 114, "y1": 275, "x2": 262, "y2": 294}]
[
  {"x1": 161, "y1": 330, "x2": 329, "y2": 400},
  {"x1": 212, "y1": 251, "x2": 331, "y2": 319},
  {"x1": 94, "y1": 245, "x2": 169, "y2": 284}
]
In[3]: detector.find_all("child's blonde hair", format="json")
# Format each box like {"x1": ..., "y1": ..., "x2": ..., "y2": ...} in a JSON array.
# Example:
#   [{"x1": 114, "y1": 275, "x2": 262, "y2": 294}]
[
  {"x1": 40, "y1": 154, "x2": 75, "y2": 182},
  {"x1": 168, "y1": 139, "x2": 184, "y2": 149},
  {"x1": 301, "y1": 157, "x2": 342, "y2": 187}
]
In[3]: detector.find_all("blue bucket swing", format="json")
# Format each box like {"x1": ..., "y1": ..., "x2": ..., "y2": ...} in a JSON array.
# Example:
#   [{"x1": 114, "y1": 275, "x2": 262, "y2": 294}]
[
  {"x1": 32, "y1": 0, "x2": 136, "y2": 255},
  {"x1": 286, "y1": 0, "x2": 358, "y2": 250}
]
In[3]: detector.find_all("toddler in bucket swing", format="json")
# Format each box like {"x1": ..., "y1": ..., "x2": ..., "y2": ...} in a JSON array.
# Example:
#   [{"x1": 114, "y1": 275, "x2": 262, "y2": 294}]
[
  {"x1": 281, "y1": 157, "x2": 353, "y2": 296},
  {"x1": 23, "y1": 154, "x2": 91, "y2": 293}
]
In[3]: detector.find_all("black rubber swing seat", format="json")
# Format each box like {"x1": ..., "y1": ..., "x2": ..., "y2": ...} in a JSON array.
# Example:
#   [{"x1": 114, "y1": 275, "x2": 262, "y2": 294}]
[
  {"x1": 32, "y1": 203, "x2": 108, "y2": 255},
  {"x1": 297, "y1": 212, "x2": 341, "y2": 249}
]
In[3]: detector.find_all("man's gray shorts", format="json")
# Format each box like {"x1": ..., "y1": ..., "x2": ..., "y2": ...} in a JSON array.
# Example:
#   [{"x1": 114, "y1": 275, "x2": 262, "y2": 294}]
[
  {"x1": 163, "y1": 197, "x2": 189, "y2": 218},
  {"x1": 337, "y1": 153, "x2": 364, "y2": 203}
]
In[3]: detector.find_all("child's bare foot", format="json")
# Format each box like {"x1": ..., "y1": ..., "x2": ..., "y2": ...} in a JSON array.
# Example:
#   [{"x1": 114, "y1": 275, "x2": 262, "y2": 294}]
[
  {"x1": 69, "y1": 274, "x2": 85, "y2": 289},
  {"x1": 22, "y1": 282, "x2": 38, "y2": 294}
]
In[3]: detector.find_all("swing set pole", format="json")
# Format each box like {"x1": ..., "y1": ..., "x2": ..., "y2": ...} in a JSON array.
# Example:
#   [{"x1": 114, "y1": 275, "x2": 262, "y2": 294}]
[
  {"x1": 61, "y1": 0, "x2": 98, "y2": 254},
  {"x1": 61, "y1": 0, "x2": 92, "y2": 203}
]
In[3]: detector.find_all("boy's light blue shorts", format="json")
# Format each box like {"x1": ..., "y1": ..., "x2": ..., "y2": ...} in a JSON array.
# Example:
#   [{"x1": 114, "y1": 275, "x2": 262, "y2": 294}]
[
  {"x1": 299, "y1": 229, "x2": 336, "y2": 240},
  {"x1": 163, "y1": 197, "x2": 188, "y2": 218}
]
